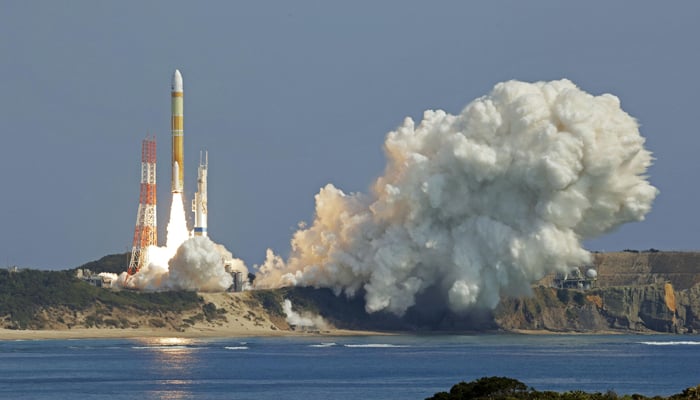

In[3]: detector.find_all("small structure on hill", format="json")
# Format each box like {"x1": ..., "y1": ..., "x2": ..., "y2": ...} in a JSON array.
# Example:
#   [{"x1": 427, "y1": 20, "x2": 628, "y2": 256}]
[
  {"x1": 553, "y1": 267, "x2": 597, "y2": 289},
  {"x1": 224, "y1": 262, "x2": 245, "y2": 292},
  {"x1": 75, "y1": 269, "x2": 113, "y2": 288}
]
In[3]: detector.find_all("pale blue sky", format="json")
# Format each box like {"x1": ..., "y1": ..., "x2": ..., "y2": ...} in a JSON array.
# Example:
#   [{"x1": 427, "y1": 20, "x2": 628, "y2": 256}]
[{"x1": 1, "y1": 1, "x2": 698, "y2": 269}]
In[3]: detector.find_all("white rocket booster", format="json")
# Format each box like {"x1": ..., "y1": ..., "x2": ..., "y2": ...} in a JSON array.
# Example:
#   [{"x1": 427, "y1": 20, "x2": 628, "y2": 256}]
[
  {"x1": 172, "y1": 161, "x2": 182, "y2": 193},
  {"x1": 192, "y1": 151, "x2": 208, "y2": 236}
]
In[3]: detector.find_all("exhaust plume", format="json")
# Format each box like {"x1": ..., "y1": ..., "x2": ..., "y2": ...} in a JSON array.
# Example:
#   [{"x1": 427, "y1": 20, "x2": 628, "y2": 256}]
[
  {"x1": 118, "y1": 194, "x2": 248, "y2": 291},
  {"x1": 166, "y1": 193, "x2": 189, "y2": 252},
  {"x1": 256, "y1": 79, "x2": 658, "y2": 316}
]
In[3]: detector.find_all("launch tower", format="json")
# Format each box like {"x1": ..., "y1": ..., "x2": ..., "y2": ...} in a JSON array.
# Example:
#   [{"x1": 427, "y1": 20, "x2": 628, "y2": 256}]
[{"x1": 127, "y1": 138, "x2": 158, "y2": 275}]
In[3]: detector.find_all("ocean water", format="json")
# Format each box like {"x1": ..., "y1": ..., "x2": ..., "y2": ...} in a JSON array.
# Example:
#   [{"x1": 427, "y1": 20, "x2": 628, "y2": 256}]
[{"x1": 0, "y1": 334, "x2": 699, "y2": 399}]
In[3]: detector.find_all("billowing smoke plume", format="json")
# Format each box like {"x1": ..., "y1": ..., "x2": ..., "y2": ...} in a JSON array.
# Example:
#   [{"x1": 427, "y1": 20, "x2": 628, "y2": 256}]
[
  {"x1": 256, "y1": 79, "x2": 658, "y2": 316},
  {"x1": 125, "y1": 236, "x2": 243, "y2": 291},
  {"x1": 115, "y1": 194, "x2": 248, "y2": 291},
  {"x1": 282, "y1": 299, "x2": 328, "y2": 329}
]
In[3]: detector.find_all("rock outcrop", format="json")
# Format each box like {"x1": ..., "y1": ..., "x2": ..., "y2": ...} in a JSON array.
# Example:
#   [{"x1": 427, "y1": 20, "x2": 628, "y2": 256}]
[{"x1": 495, "y1": 283, "x2": 700, "y2": 333}]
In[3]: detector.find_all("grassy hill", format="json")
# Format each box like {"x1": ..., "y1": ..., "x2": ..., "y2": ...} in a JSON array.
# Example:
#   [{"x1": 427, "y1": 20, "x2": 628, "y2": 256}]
[
  {"x1": 0, "y1": 268, "x2": 199, "y2": 329},
  {"x1": 73, "y1": 253, "x2": 130, "y2": 274}
]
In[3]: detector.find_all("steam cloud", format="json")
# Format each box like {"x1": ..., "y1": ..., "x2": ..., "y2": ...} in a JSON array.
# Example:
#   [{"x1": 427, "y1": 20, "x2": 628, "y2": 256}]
[
  {"x1": 282, "y1": 299, "x2": 327, "y2": 329},
  {"x1": 256, "y1": 79, "x2": 658, "y2": 316},
  {"x1": 115, "y1": 194, "x2": 248, "y2": 291}
]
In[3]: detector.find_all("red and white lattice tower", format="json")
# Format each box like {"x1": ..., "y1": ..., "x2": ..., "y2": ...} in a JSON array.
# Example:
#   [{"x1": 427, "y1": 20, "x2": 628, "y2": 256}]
[{"x1": 127, "y1": 138, "x2": 157, "y2": 276}]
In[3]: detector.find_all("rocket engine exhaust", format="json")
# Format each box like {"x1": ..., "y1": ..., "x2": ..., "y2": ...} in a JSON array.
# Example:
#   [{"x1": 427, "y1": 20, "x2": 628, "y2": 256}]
[{"x1": 255, "y1": 79, "x2": 658, "y2": 317}]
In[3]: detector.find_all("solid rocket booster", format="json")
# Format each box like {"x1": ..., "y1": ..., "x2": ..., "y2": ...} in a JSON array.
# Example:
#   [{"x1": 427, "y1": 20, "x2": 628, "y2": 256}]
[
  {"x1": 192, "y1": 151, "x2": 208, "y2": 236},
  {"x1": 171, "y1": 69, "x2": 184, "y2": 193},
  {"x1": 172, "y1": 161, "x2": 182, "y2": 193}
]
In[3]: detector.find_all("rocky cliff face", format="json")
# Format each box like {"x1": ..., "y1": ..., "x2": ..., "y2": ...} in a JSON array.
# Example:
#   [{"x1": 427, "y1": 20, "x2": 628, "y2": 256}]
[
  {"x1": 495, "y1": 283, "x2": 700, "y2": 333},
  {"x1": 252, "y1": 251, "x2": 700, "y2": 334},
  {"x1": 496, "y1": 251, "x2": 700, "y2": 333}
]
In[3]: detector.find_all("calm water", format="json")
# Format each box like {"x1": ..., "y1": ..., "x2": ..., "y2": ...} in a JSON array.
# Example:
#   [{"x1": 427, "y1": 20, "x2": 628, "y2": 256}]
[{"x1": 0, "y1": 334, "x2": 698, "y2": 399}]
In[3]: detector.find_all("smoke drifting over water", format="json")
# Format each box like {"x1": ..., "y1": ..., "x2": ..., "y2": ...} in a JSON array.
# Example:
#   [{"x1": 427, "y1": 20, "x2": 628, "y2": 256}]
[{"x1": 256, "y1": 79, "x2": 658, "y2": 316}]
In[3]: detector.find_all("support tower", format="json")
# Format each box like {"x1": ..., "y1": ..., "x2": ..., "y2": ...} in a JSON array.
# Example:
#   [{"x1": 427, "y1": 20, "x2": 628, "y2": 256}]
[{"x1": 127, "y1": 138, "x2": 158, "y2": 275}]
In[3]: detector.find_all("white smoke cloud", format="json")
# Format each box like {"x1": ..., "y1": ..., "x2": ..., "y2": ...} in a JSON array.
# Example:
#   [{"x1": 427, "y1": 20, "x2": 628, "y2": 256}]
[
  {"x1": 166, "y1": 236, "x2": 235, "y2": 291},
  {"x1": 98, "y1": 272, "x2": 120, "y2": 288},
  {"x1": 282, "y1": 299, "x2": 327, "y2": 329},
  {"x1": 120, "y1": 194, "x2": 248, "y2": 292},
  {"x1": 124, "y1": 236, "x2": 247, "y2": 292},
  {"x1": 256, "y1": 79, "x2": 658, "y2": 316}
]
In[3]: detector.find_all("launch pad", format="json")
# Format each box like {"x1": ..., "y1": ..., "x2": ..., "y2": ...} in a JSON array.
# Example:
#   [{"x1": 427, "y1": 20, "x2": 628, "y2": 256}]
[{"x1": 126, "y1": 70, "x2": 212, "y2": 279}]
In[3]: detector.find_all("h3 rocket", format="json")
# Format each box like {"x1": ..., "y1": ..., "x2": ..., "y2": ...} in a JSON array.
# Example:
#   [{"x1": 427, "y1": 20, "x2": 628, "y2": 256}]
[{"x1": 171, "y1": 69, "x2": 184, "y2": 193}]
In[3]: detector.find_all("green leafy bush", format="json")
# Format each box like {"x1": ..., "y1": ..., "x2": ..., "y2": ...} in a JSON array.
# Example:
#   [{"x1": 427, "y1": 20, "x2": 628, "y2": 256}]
[{"x1": 427, "y1": 377, "x2": 700, "y2": 400}]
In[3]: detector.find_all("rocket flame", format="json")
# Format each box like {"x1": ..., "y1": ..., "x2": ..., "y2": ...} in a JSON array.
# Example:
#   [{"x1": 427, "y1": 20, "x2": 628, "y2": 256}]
[{"x1": 166, "y1": 193, "x2": 189, "y2": 253}]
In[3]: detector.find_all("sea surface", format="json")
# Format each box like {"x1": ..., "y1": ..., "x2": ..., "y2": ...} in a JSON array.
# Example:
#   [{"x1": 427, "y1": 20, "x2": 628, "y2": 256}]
[{"x1": 0, "y1": 334, "x2": 698, "y2": 399}]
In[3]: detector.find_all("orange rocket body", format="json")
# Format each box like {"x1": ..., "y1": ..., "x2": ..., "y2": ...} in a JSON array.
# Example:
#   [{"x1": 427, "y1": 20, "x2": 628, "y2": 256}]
[{"x1": 171, "y1": 69, "x2": 184, "y2": 193}]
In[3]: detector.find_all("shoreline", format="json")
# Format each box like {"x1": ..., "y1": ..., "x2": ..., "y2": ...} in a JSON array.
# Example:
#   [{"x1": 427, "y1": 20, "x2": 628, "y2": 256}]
[
  {"x1": 0, "y1": 327, "x2": 671, "y2": 341},
  {"x1": 0, "y1": 327, "x2": 389, "y2": 341}
]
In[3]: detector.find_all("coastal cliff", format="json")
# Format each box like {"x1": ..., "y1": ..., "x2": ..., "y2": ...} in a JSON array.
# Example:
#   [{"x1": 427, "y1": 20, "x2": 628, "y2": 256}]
[
  {"x1": 276, "y1": 251, "x2": 700, "y2": 334},
  {"x1": 496, "y1": 251, "x2": 700, "y2": 333},
  {"x1": 495, "y1": 283, "x2": 700, "y2": 333},
  {"x1": 2, "y1": 251, "x2": 700, "y2": 335}
]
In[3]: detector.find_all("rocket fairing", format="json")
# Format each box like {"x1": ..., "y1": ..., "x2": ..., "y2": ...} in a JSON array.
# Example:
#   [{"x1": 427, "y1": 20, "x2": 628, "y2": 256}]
[{"x1": 171, "y1": 69, "x2": 184, "y2": 193}]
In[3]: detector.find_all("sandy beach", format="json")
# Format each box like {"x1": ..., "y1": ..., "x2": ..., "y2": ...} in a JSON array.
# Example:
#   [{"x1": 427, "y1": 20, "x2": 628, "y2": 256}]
[
  {"x1": 0, "y1": 292, "x2": 389, "y2": 341},
  {"x1": 0, "y1": 326, "x2": 381, "y2": 341}
]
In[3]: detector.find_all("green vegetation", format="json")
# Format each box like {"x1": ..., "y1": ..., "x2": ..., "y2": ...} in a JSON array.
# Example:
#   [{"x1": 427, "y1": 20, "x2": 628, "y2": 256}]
[
  {"x1": 74, "y1": 253, "x2": 130, "y2": 274},
  {"x1": 202, "y1": 302, "x2": 227, "y2": 322},
  {"x1": 248, "y1": 289, "x2": 285, "y2": 317},
  {"x1": 0, "y1": 268, "x2": 199, "y2": 329},
  {"x1": 427, "y1": 377, "x2": 700, "y2": 400},
  {"x1": 557, "y1": 288, "x2": 570, "y2": 303},
  {"x1": 428, "y1": 376, "x2": 528, "y2": 400},
  {"x1": 572, "y1": 291, "x2": 586, "y2": 306}
]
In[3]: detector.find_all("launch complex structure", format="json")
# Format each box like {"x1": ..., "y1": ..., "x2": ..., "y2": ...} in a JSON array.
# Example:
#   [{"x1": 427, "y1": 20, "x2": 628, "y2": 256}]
[
  {"x1": 126, "y1": 139, "x2": 157, "y2": 276},
  {"x1": 127, "y1": 70, "x2": 209, "y2": 276}
]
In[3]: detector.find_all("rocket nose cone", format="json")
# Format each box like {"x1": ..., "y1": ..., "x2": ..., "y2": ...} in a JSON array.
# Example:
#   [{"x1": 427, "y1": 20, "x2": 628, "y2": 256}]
[{"x1": 172, "y1": 69, "x2": 183, "y2": 92}]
